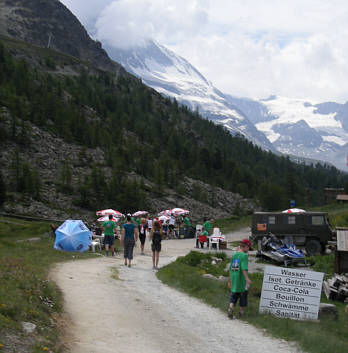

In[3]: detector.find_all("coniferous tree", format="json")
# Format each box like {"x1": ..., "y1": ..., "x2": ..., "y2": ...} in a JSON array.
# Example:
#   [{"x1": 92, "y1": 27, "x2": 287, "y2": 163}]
[
  {"x1": 0, "y1": 170, "x2": 7, "y2": 206},
  {"x1": 58, "y1": 160, "x2": 73, "y2": 193}
]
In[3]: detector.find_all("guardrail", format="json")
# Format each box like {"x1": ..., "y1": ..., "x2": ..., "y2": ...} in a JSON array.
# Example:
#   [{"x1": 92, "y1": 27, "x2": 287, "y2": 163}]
[{"x1": 0, "y1": 212, "x2": 64, "y2": 223}]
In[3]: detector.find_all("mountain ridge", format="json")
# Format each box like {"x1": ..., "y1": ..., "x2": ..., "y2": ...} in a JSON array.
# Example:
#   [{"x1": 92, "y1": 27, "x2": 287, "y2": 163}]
[
  {"x1": 105, "y1": 40, "x2": 276, "y2": 152},
  {"x1": 104, "y1": 38, "x2": 348, "y2": 170},
  {"x1": 0, "y1": 0, "x2": 124, "y2": 75}
]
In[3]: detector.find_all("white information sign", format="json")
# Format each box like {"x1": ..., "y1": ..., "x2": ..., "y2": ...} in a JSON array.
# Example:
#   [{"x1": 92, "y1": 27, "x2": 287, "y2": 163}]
[
  {"x1": 259, "y1": 266, "x2": 324, "y2": 320},
  {"x1": 337, "y1": 228, "x2": 348, "y2": 251}
]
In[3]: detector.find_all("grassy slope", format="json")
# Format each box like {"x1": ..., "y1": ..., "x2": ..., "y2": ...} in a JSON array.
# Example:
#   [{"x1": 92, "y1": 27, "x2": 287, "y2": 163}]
[
  {"x1": 214, "y1": 202, "x2": 348, "y2": 234},
  {"x1": 0, "y1": 217, "x2": 96, "y2": 352}
]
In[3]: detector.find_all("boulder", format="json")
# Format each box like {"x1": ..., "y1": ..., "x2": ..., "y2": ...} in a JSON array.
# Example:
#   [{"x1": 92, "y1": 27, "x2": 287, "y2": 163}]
[
  {"x1": 202, "y1": 274, "x2": 228, "y2": 282},
  {"x1": 319, "y1": 303, "x2": 338, "y2": 320},
  {"x1": 202, "y1": 274, "x2": 215, "y2": 280},
  {"x1": 21, "y1": 322, "x2": 36, "y2": 334}
]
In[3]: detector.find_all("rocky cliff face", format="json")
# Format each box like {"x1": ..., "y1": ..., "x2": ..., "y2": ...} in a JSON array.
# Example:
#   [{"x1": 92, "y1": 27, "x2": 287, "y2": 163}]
[
  {"x1": 0, "y1": 0, "x2": 123, "y2": 75},
  {"x1": 0, "y1": 107, "x2": 256, "y2": 223}
]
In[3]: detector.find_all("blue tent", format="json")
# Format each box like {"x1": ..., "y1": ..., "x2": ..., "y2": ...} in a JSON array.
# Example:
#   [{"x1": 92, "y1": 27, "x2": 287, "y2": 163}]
[{"x1": 54, "y1": 220, "x2": 92, "y2": 252}]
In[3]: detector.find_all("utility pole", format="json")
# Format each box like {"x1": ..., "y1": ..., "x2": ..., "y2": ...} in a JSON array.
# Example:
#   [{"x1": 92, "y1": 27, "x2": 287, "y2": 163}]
[{"x1": 47, "y1": 32, "x2": 53, "y2": 48}]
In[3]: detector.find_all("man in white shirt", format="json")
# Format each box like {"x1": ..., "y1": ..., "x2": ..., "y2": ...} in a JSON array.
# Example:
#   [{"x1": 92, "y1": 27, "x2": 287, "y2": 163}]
[
  {"x1": 169, "y1": 215, "x2": 176, "y2": 239},
  {"x1": 147, "y1": 217, "x2": 153, "y2": 236}
]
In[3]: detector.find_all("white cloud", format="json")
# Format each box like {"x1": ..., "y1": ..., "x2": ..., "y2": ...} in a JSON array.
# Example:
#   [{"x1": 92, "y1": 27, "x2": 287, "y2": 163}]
[
  {"x1": 93, "y1": 0, "x2": 209, "y2": 49},
  {"x1": 60, "y1": 0, "x2": 112, "y2": 29},
  {"x1": 61, "y1": 0, "x2": 348, "y2": 102}
]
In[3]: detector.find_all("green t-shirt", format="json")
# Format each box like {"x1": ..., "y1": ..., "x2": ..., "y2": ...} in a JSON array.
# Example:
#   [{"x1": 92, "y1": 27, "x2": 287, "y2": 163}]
[
  {"x1": 135, "y1": 217, "x2": 141, "y2": 225},
  {"x1": 184, "y1": 217, "x2": 190, "y2": 227},
  {"x1": 203, "y1": 221, "x2": 212, "y2": 234},
  {"x1": 201, "y1": 230, "x2": 208, "y2": 237},
  {"x1": 229, "y1": 251, "x2": 248, "y2": 293},
  {"x1": 102, "y1": 221, "x2": 116, "y2": 236}
]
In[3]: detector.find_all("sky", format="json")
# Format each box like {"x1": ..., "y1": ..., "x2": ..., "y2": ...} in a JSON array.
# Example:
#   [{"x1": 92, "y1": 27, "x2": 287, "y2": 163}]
[{"x1": 60, "y1": 0, "x2": 348, "y2": 103}]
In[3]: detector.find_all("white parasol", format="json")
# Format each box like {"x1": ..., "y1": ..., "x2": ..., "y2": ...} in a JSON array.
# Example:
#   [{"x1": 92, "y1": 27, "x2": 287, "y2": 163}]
[
  {"x1": 96, "y1": 209, "x2": 124, "y2": 217},
  {"x1": 282, "y1": 208, "x2": 306, "y2": 213}
]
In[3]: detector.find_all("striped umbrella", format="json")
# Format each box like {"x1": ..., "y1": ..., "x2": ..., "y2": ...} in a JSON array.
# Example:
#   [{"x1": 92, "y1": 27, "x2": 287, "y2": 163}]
[
  {"x1": 97, "y1": 216, "x2": 120, "y2": 222},
  {"x1": 169, "y1": 208, "x2": 189, "y2": 216},
  {"x1": 132, "y1": 211, "x2": 148, "y2": 217},
  {"x1": 96, "y1": 209, "x2": 124, "y2": 217}
]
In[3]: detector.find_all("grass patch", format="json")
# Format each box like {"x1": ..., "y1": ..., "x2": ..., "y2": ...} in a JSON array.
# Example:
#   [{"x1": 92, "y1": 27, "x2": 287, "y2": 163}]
[
  {"x1": 111, "y1": 267, "x2": 121, "y2": 280},
  {"x1": 0, "y1": 217, "x2": 97, "y2": 352},
  {"x1": 228, "y1": 240, "x2": 241, "y2": 248},
  {"x1": 306, "y1": 253, "x2": 335, "y2": 278},
  {"x1": 214, "y1": 215, "x2": 251, "y2": 233},
  {"x1": 157, "y1": 251, "x2": 348, "y2": 353}
]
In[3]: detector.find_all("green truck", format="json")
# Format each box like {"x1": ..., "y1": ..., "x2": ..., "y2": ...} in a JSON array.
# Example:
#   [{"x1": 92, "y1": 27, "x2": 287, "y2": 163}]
[{"x1": 251, "y1": 211, "x2": 336, "y2": 255}]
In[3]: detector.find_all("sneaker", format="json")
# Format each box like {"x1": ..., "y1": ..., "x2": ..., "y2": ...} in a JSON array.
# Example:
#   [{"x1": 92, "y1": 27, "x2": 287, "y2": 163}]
[
  {"x1": 128, "y1": 264, "x2": 131, "y2": 268},
  {"x1": 237, "y1": 312, "x2": 243, "y2": 319},
  {"x1": 228, "y1": 307, "x2": 234, "y2": 319}
]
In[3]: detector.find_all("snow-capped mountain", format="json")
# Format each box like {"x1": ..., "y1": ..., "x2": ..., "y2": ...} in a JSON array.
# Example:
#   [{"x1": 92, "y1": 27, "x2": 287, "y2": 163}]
[
  {"x1": 226, "y1": 95, "x2": 348, "y2": 170},
  {"x1": 104, "y1": 40, "x2": 275, "y2": 151},
  {"x1": 103, "y1": 39, "x2": 348, "y2": 170}
]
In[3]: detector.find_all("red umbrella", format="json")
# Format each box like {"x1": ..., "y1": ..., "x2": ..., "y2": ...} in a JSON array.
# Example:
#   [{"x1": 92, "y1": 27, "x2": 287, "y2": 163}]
[{"x1": 96, "y1": 209, "x2": 124, "y2": 217}]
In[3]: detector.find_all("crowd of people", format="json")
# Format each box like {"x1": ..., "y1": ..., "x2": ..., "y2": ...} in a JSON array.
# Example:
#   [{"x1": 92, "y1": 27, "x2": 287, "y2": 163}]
[
  {"x1": 90, "y1": 213, "x2": 253, "y2": 318},
  {"x1": 90, "y1": 213, "x2": 196, "y2": 270}
]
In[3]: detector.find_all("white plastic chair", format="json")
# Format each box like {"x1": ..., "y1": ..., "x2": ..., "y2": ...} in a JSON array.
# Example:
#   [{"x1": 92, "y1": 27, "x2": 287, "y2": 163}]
[
  {"x1": 213, "y1": 227, "x2": 221, "y2": 236},
  {"x1": 195, "y1": 224, "x2": 203, "y2": 237},
  {"x1": 195, "y1": 224, "x2": 203, "y2": 247},
  {"x1": 90, "y1": 238, "x2": 101, "y2": 252},
  {"x1": 210, "y1": 228, "x2": 222, "y2": 250},
  {"x1": 209, "y1": 237, "x2": 220, "y2": 250}
]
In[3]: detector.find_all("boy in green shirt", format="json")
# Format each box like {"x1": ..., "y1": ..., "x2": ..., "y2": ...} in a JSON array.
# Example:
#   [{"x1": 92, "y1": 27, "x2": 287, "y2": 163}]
[{"x1": 228, "y1": 239, "x2": 252, "y2": 319}]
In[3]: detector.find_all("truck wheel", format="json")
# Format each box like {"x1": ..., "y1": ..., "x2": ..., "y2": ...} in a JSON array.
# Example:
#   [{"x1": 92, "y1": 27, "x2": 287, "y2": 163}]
[{"x1": 305, "y1": 239, "x2": 322, "y2": 256}]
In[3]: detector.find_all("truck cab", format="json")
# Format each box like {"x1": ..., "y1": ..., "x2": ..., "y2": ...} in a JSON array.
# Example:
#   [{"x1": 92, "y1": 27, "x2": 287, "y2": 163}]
[{"x1": 251, "y1": 211, "x2": 335, "y2": 255}]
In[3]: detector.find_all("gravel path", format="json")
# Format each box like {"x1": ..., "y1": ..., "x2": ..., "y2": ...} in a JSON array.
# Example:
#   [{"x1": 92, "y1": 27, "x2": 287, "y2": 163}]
[{"x1": 51, "y1": 237, "x2": 300, "y2": 353}]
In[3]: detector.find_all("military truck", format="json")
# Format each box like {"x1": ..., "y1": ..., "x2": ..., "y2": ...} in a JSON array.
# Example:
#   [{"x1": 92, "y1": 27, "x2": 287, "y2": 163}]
[{"x1": 251, "y1": 211, "x2": 335, "y2": 255}]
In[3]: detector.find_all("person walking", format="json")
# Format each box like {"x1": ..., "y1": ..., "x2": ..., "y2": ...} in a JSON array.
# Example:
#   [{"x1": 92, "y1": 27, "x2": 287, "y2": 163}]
[
  {"x1": 101, "y1": 214, "x2": 116, "y2": 257},
  {"x1": 227, "y1": 239, "x2": 252, "y2": 319},
  {"x1": 147, "y1": 216, "x2": 153, "y2": 235},
  {"x1": 150, "y1": 221, "x2": 163, "y2": 270},
  {"x1": 121, "y1": 214, "x2": 139, "y2": 267},
  {"x1": 138, "y1": 217, "x2": 148, "y2": 255},
  {"x1": 184, "y1": 215, "x2": 191, "y2": 238},
  {"x1": 168, "y1": 215, "x2": 176, "y2": 239},
  {"x1": 162, "y1": 220, "x2": 169, "y2": 239}
]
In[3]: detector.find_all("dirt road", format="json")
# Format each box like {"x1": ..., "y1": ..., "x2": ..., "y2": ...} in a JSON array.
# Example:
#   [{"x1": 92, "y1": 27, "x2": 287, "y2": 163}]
[{"x1": 51, "y1": 237, "x2": 300, "y2": 353}]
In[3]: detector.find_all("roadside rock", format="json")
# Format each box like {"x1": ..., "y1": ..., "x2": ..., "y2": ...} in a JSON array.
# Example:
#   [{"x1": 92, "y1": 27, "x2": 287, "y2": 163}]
[
  {"x1": 21, "y1": 322, "x2": 36, "y2": 334},
  {"x1": 319, "y1": 303, "x2": 338, "y2": 320},
  {"x1": 202, "y1": 274, "x2": 228, "y2": 282}
]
